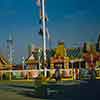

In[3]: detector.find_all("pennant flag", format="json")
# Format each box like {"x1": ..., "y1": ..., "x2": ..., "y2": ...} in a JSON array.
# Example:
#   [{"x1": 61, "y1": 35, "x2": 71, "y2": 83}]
[
  {"x1": 46, "y1": 27, "x2": 50, "y2": 40},
  {"x1": 38, "y1": 27, "x2": 50, "y2": 40},
  {"x1": 38, "y1": 27, "x2": 43, "y2": 36},
  {"x1": 40, "y1": 8, "x2": 43, "y2": 17},
  {"x1": 39, "y1": 15, "x2": 48, "y2": 24},
  {"x1": 36, "y1": 0, "x2": 41, "y2": 7},
  {"x1": 36, "y1": 0, "x2": 46, "y2": 7}
]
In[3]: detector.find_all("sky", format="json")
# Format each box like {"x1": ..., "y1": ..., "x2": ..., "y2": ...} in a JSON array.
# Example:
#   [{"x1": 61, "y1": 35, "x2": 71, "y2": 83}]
[{"x1": 0, "y1": 0, "x2": 100, "y2": 63}]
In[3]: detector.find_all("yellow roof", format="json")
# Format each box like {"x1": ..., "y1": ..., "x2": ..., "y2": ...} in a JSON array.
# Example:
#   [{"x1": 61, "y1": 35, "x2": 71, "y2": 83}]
[{"x1": 25, "y1": 59, "x2": 38, "y2": 64}]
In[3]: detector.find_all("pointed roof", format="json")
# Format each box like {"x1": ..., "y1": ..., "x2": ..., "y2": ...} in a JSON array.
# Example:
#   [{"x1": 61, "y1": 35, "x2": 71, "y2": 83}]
[
  {"x1": 0, "y1": 54, "x2": 10, "y2": 69},
  {"x1": 0, "y1": 55, "x2": 9, "y2": 65},
  {"x1": 25, "y1": 54, "x2": 38, "y2": 64},
  {"x1": 28, "y1": 54, "x2": 35, "y2": 60}
]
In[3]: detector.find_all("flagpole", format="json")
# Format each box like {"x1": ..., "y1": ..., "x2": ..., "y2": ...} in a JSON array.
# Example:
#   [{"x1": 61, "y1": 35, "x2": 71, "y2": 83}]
[{"x1": 41, "y1": 0, "x2": 47, "y2": 77}]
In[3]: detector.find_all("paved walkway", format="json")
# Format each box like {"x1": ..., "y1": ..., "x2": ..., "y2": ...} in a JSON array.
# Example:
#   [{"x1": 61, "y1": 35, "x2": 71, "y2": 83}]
[
  {"x1": 0, "y1": 90, "x2": 45, "y2": 100},
  {"x1": 0, "y1": 80, "x2": 99, "y2": 100},
  {"x1": 0, "y1": 81, "x2": 47, "y2": 100}
]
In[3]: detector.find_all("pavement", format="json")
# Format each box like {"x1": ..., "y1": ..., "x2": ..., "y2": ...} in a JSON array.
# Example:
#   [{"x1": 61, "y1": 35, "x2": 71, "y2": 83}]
[
  {"x1": 0, "y1": 81, "x2": 47, "y2": 100},
  {"x1": 0, "y1": 80, "x2": 99, "y2": 100}
]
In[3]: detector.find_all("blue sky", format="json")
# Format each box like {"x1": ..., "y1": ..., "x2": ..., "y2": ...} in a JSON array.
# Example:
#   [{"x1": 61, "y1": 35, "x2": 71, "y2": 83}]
[{"x1": 0, "y1": 0, "x2": 100, "y2": 63}]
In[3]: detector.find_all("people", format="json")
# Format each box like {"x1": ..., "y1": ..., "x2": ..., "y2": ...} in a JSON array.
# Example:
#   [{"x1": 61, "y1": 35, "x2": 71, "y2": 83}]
[
  {"x1": 88, "y1": 68, "x2": 96, "y2": 80},
  {"x1": 55, "y1": 68, "x2": 61, "y2": 82}
]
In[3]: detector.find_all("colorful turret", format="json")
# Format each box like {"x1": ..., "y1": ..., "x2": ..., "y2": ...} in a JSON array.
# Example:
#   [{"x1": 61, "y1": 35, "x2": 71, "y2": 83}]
[{"x1": 55, "y1": 41, "x2": 67, "y2": 57}]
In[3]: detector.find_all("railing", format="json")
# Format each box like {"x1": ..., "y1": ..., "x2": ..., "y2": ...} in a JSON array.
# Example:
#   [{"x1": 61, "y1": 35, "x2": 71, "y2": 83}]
[
  {"x1": 0, "y1": 69, "x2": 76, "y2": 80},
  {"x1": 1, "y1": 68, "x2": 100, "y2": 80}
]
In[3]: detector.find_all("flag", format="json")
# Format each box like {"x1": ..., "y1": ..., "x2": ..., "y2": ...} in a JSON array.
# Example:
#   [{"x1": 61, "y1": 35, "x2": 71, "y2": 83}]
[
  {"x1": 36, "y1": 0, "x2": 47, "y2": 20},
  {"x1": 39, "y1": 15, "x2": 48, "y2": 24},
  {"x1": 46, "y1": 27, "x2": 50, "y2": 40},
  {"x1": 38, "y1": 27, "x2": 50, "y2": 40},
  {"x1": 36, "y1": 0, "x2": 41, "y2": 7},
  {"x1": 36, "y1": 0, "x2": 46, "y2": 7},
  {"x1": 40, "y1": 8, "x2": 43, "y2": 17}
]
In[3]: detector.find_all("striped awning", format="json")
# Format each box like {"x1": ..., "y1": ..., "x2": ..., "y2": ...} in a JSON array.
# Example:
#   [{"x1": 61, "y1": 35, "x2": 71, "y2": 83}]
[{"x1": 67, "y1": 48, "x2": 81, "y2": 58}]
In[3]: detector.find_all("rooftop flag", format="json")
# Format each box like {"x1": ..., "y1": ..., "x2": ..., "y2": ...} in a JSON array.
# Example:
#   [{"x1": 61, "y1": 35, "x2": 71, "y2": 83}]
[
  {"x1": 36, "y1": 0, "x2": 47, "y2": 18},
  {"x1": 36, "y1": 0, "x2": 41, "y2": 7},
  {"x1": 38, "y1": 27, "x2": 50, "y2": 40},
  {"x1": 46, "y1": 27, "x2": 50, "y2": 40},
  {"x1": 36, "y1": 0, "x2": 46, "y2": 7}
]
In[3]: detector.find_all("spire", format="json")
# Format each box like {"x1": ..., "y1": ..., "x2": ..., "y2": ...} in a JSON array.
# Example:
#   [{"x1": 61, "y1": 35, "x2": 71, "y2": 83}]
[
  {"x1": 7, "y1": 33, "x2": 14, "y2": 64},
  {"x1": 97, "y1": 33, "x2": 100, "y2": 42}
]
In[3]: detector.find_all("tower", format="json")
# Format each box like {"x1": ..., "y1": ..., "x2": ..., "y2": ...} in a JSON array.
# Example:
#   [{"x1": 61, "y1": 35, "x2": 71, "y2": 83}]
[
  {"x1": 27, "y1": 44, "x2": 32, "y2": 57},
  {"x1": 7, "y1": 34, "x2": 14, "y2": 64},
  {"x1": 55, "y1": 41, "x2": 66, "y2": 57},
  {"x1": 96, "y1": 33, "x2": 100, "y2": 52}
]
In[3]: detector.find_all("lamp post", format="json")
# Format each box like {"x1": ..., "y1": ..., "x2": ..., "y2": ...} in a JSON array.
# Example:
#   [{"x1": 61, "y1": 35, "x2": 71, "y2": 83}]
[
  {"x1": 38, "y1": 49, "x2": 41, "y2": 70},
  {"x1": 41, "y1": 0, "x2": 46, "y2": 62},
  {"x1": 22, "y1": 56, "x2": 25, "y2": 78},
  {"x1": 70, "y1": 60, "x2": 74, "y2": 80},
  {"x1": 37, "y1": 0, "x2": 47, "y2": 77},
  {"x1": 79, "y1": 58, "x2": 83, "y2": 80},
  {"x1": 22, "y1": 56, "x2": 25, "y2": 70}
]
